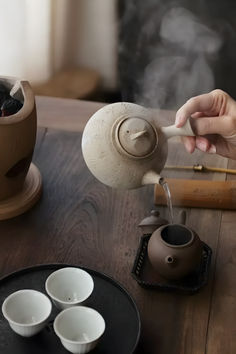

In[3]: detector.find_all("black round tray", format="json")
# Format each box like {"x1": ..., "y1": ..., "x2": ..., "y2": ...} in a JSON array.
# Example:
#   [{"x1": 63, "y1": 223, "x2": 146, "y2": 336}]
[{"x1": 0, "y1": 264, "x2": 141, "y2": 354}]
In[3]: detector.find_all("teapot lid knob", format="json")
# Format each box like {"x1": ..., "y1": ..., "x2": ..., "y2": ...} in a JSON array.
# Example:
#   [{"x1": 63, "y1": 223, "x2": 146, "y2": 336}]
[
  {"x1": 117, "y1": 117, "x2": 157, "y2": 157},
  {"x1": 151, "y1": 210, "x2": 160, "y2": 217},
  {"x1": 138, "y1": 209, "x2": 168, "y2": 234}
]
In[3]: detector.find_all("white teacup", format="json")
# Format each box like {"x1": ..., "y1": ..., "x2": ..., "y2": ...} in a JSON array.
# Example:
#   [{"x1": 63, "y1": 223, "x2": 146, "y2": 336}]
[
  {"x1": 54, "y1": 306, "x2": 105, "y2": 354},
  {"x1": 45, "y1": 267, "x2": 94, "y2": 310},
  {"x1": 2, "y1": 289, "x2": 52, "y2": 337}
]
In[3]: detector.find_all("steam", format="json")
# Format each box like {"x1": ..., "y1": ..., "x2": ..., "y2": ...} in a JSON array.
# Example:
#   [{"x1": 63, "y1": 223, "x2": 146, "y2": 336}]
[
  {"x1": 132, "y1": 7, "x2": 223, "y2": 109},
  {"x1": 160, "y1": 7, "x2": 221, "y2": 54}
]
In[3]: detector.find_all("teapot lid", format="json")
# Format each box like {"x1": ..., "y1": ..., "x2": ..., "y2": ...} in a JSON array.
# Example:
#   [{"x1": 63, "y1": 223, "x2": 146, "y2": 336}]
[
  {"x1": 117, "y1": 117, "x2": 157, "y2": 157},
  {"x1": 138, "y1": 210, "x2": 168, "y2": 234}
]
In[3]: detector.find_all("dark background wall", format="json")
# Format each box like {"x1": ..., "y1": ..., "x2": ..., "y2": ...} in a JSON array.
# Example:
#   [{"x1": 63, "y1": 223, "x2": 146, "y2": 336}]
[{"x1": 118, "y1": 0, "x2": 236, "y2": 109}]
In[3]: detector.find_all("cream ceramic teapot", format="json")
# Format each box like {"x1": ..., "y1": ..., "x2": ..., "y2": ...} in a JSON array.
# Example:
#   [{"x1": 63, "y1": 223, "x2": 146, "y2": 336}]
[{"x1": 82, "y1": 102, "x2": 194, "y2": 189}]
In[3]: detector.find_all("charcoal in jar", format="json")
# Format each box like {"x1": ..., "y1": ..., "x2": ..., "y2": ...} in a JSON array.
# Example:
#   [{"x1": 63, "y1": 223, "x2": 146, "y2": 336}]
[
  {"x1": 1, "y1": 97, "x2": 23, "y2": 117},
  {"x1": 0, "y1": 83, "x2": 10, "y2": 106}
]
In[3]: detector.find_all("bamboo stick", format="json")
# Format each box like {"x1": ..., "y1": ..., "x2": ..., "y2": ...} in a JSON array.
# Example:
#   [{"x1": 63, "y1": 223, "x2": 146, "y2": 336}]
[
  {"x1": 154, "y1": 178, "x2": 236, "y2": 210},
  {"x1": 164, "y1": 164, "x2": 236, "y2": 174}
]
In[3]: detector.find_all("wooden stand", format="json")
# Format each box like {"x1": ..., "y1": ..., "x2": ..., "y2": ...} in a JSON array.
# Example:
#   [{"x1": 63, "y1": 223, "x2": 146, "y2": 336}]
[{"x1": 0, "y1": 163, "x2": 42, "y2": 220}]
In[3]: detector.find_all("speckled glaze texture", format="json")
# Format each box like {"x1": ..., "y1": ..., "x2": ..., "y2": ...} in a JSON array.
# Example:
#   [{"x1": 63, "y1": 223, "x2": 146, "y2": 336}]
[
  {"x1": 82, "y1": 102, "x2": 167, "y2": 189},
  {"x1": 147, "y1": 224, "x2": 203, "y2": 280},
  {"x1": 82, "y1": 102, "x2": 194, "y2": 190}
]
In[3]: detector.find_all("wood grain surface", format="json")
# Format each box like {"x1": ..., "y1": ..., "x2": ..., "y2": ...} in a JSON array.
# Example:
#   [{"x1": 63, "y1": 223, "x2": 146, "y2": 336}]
[
  {"x1": 206, "y1": 158, "x2": 236, "y2": 354},
  {"x1": 0, "y1": 96, "x2": 235, "y2": 354}
]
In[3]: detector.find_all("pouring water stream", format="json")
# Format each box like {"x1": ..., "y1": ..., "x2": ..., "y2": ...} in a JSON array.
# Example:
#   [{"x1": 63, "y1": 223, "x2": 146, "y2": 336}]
[{"x1": 160, "y1": 179, "x2": 174, "y2": 224}]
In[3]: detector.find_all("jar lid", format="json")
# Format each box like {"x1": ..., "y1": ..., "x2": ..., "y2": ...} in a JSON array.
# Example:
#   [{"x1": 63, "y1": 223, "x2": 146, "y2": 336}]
[
  {"x1": 118, "y1": 117, "x2": 157, "y2": 157},
  {"x1": 138, "y1": 210, "x2": 168, "y2": 234}
]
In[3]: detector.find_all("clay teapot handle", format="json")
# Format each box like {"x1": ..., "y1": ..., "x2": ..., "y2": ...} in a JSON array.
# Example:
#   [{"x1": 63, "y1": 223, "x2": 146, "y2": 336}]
[
  {"x1": 161, "y1": 119, "x2": 195, "y2": 139},
  {"x1": 178, "y1": 210, "x2": 187, "y2": 225}
]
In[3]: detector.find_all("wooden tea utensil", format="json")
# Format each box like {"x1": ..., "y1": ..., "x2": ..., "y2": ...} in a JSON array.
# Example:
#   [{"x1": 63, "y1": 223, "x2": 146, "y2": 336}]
[{"x1": 154, "y1": 179, "x2": 236, "y2": 210}]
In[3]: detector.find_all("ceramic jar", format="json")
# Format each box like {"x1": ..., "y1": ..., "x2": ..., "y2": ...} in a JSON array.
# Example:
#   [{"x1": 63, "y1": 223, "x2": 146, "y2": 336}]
[
  {"x1": 0, "y1": 77, "x2": 36, "y2": 200},
  {"x1": 147, "y1": 224, "x2": 203, "y2": 280}
]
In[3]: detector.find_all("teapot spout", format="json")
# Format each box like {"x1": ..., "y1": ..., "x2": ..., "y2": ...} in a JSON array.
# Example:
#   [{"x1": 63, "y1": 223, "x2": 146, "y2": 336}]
[
  {"x1": 142, "y1": 170, "x2": 163, "y2": 186},
  {"x1": 161, "y1": 119, "x2": 195, "y2": 139}
]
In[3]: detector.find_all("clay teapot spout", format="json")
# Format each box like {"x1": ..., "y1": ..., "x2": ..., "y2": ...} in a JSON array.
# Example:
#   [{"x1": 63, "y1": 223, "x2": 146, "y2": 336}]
[
  {"x1": 142, "y1": 170, "x2": 163, "y2": 186},
  {"x1": 165, "y1": 255, "x2": 176, "y2": 265}
]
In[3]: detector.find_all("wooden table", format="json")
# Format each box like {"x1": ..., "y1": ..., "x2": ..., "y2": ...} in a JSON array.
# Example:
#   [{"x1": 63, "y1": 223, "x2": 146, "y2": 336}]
[{"x1": 0, "y1": 96, "x2": 236, "y2": 354}]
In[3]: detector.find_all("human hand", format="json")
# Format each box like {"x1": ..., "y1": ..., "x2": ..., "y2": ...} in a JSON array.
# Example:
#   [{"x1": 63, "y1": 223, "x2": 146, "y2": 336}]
[{"x1": 175, "y1": 89, "x2": 236, "y2": 159}]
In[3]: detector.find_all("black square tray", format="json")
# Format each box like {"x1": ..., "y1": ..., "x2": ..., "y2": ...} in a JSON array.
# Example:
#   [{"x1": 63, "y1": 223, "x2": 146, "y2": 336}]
[{"x1": 131, "y1": 234, "x2": 212, "y2": 294}]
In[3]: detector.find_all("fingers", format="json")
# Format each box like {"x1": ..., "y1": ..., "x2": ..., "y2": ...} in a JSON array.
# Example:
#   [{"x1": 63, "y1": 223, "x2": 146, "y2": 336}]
[
  {"x1": 176, "y1": 93, "x2": 214, "y2": 127},
  {"x1": 195, "y1": 136, "x2": 216, "y2": 153},
  {"x1": 191, "y1": 112, "x2": 204, "y2": 118},
  {"x1": 181, "y1": 136, "x2": 196, "y2": 153},
  {"x1": 181, "y1": 136, "x2": 216, "y2": 154},
  {"x1": 191, "y1": 115, "x2": 235, "y2": 136}
]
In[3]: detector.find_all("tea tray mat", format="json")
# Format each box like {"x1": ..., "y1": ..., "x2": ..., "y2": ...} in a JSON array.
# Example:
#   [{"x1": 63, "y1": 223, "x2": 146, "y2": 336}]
[{"x1": 132, "y1": 235, "x2": 212, "y2": 294}]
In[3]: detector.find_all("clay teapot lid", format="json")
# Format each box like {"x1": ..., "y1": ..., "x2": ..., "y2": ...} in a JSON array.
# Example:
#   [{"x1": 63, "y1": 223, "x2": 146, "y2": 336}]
[
  {"x1": 118, "y1": 117, "x2": 157, "y2": 157},
  {"x1": 138, "y1": 210, "x2": 168, "y2": 234}
]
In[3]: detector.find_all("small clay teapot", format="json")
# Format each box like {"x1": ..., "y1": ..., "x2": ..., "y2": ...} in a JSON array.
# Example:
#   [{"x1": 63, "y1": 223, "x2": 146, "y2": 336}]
[
  {"x1": 82, "y1": 102, "x2": 194, "y2": 189},
  {"x1": 147, "y1": 223, "x2": 203, "y2": 280}
]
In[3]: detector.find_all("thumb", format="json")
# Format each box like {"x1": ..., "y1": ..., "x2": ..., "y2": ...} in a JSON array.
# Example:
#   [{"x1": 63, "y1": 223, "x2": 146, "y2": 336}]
[{"x1": 191, "y1": 115, "x2": 234, "y2": 136}]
